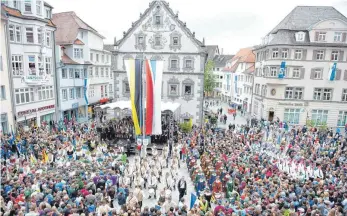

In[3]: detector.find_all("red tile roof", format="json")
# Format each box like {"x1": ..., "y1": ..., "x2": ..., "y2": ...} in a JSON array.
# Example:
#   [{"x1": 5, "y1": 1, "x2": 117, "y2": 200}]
[
  {"x1": 74, "y1": 38, "x2": 85, "y2": 45},
  {"x1": 223, "y1": 47, "x2": 255, "y2": 72},
  {"x1": 245, "y1": 64, "x2": 255, "y2": 73},
  {"x1": 61, "y1": 53, "x2": 80, "y2": 65}
]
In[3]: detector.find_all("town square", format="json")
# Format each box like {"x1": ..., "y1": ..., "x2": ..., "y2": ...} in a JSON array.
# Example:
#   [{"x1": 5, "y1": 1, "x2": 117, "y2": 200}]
[{"x1": 0, "y1": 0, "x2": 347, "y2": 215}]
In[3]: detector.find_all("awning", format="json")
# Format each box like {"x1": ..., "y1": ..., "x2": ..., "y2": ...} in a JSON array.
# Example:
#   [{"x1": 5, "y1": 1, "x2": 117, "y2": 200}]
[
  {"x1": 99, "y1": 98, "x2": 109, "y2": 104},
  {"x1": 98, "y1": 100, "x2": 181, "y2": 113}
]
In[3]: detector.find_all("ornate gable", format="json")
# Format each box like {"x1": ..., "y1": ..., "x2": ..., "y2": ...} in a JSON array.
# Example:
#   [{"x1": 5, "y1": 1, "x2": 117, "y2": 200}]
[{"x1": 117, "y1": 0, "x2": 204, "y2": 53}]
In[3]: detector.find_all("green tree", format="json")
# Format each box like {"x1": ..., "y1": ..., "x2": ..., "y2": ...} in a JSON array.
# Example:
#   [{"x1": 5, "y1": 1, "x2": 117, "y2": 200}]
[{"x1": 204, "y1": 60, "x2": 215, "y2": 96}]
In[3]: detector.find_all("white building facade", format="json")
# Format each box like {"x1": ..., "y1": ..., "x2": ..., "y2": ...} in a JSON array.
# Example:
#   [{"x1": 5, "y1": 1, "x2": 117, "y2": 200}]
[
  {"x1": 109, "y1": 0, "x2": 206, "y2": 124},
  {"x1": 252, "y1": 6, "x2": 347, "y2": 128},
  {"x1": 2, "y1": 1, "x2": 56, "y2": 128},
  {"x1": 1, "y1": 11, "x2": 15, "y2": 134},
  {"x1": 53, "y1": 11, "x2": 112, "y2": 122}
]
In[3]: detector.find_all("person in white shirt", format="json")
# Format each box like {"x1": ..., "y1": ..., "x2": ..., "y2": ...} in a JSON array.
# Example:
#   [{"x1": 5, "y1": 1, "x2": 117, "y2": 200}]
[{"x1": 148, "y1": 172, "x2": 158, "y2": 199}]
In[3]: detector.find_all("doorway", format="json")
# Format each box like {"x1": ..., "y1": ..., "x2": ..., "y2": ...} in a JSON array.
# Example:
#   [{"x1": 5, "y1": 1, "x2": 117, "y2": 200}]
[{"x1": 268, "y1": 111, "x2": 274, "y2": 121}]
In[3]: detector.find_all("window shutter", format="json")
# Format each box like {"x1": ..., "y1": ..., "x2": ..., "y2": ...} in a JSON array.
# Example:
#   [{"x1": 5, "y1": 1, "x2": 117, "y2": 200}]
[
  {"x1": 336, "y1": 69, "x2": 341, "y2": 80},
  {"x1": 310, "y1": 69, "x2": 315, "y2": 79},
  {"x1": 342, "y1": 32, "x2": 347, "y2": 42},
  {"x1": 312, "y1": 50, "x2": 317, "y2": 60},
  {"x1": 302, "y1": 49, "x2": 307, "y2": 60},
  {"x1": 344, "y1": 70, "x2": 347, "y2": 81},
  {"x1": 300, "y1": 68, "x2": 305, "y2": 79},
  {"x1": 315, "y1": 32, "x2": 319, "y2": 41},
  {"x1": 339, "y1": 51, "x2": 344, "y2": 61}
]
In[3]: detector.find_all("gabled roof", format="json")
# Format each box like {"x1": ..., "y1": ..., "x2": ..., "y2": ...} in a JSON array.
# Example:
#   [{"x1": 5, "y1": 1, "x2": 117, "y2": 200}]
[
  {"x1": 1, "y1": 5, "x2": 55, "y2": 27},
  {"x1": 245, "y1": 64, "x2": 255, "y2": 74},
  {"x1": 74, "y1": 38, "x2": 85, "y2": 45},
  {"x1": 61, "y1": 53, "x2": 80, "y2": 65},
  {"x1": 223, "y1": 47, "x2": 255, "y2": 72},
  {"x1": 103, "y1": 44, "x2": 114, "y2": 52},
  {"x1": 212, "y1": 55, "x2": 234, "y2": 67},
  {"x1": 116, "y1": 0, "x2": 203, "y2": 48},
  {"x1": 269, "y1": 6, "x2": 347, "y2": 34},
  {"x1": 205, "y1": 45, "x2": 219, "y2": 60},
  {"x1": 52, "y1": 11, "x2": 104, "y2": 45}
]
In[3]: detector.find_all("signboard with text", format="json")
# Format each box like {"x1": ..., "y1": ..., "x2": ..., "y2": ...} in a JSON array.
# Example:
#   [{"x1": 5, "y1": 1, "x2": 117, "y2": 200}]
[{"x1": 23, "y1": 75, "x2": 50, "y2": 85}]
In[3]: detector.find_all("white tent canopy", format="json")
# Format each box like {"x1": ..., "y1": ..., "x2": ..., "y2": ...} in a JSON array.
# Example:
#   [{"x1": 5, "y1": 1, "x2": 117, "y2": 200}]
[{"x1": 99, "y1": 100, "x2": 181, "y2": 113}]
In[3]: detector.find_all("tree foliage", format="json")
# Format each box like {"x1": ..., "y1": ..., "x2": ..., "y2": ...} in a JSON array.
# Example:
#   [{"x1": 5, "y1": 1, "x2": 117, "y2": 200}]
[{"x1": 204, "y1": 60, "x2": 215, "y2": 95}]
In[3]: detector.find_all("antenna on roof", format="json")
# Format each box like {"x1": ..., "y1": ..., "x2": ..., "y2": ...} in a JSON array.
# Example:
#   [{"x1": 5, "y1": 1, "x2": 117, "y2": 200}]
[
  {"x1": 114, "y1": 37, "x2": 117, "y2": 46},
  {"x1": 202, "y1": 37, "x2": 205, "y2": 45}
]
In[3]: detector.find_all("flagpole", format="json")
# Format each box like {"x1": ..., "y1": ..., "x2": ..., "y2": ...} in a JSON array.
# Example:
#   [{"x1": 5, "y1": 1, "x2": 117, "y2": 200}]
[{"x1": 142, "y1": 51, "x2": 146, "y2": 155}]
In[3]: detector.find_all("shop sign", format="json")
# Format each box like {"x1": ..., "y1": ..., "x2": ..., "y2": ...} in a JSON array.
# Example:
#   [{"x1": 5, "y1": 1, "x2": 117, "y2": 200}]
[
  {"x1": 278, "y1": 102, "x2": 304, "y2": 107},
  {"x1": 23, "y1": 75, "x2": 49, "y2": 85},
  {"x1": 18, "y1": 105, "x2": 55, "y2": 117},
  {"x1": 72, "y1": 103, "x2": 79, "y2": 109}
]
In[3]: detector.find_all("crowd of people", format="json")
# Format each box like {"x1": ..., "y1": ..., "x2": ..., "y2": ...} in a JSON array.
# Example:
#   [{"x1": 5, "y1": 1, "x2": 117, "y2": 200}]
[{"x1": 1, "y1": 105, "x2": 347, "y2": 215}]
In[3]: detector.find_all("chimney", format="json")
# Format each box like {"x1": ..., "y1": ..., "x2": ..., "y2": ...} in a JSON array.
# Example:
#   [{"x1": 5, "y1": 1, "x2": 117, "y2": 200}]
[
  {"x1": 221, "y1": 48, "x2": 223, "y2": 55},
  {"x1": 113, "y1": 37, "x2": 117, "y2": 46}
]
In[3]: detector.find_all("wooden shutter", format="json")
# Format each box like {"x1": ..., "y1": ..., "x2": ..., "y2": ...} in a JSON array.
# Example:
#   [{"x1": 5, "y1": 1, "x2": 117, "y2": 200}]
[
  {"x1": 300, "y1": 68, "x2": 305, "y2": 79},
  {"x1": 310, "y1": 69, "x2": 315, "y2": 79},
  {"x1": 344, "y1": 70, "x2": 347, "y2": 81},
  {"x1": 315, "y1": 32, "x2": 319, "y2": 41},
  {"x1": 302, "y1": 49, "x2": 307, "y2": 60},
  {"x1": 339, "y1": 51, "x2": 344, "y2": 61},
  {"x1": 342, "y1": 33, "x2": 347, "y2": 42},
  {"x1": 312, "y1": 50, "x2": 317, "y2": 60},
  {"x1": 336, "y1": 69, "x2": 341, "y2": 80}
]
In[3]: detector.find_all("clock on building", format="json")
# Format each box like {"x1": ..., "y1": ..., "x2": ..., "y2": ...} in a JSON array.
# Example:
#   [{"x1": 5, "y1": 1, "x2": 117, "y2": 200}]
[{"x1": 271, "y1": 89, "x2": 276, "y2": 96}]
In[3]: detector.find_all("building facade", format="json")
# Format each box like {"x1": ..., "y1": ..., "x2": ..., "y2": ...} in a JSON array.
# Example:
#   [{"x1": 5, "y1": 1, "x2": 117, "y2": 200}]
[
  {"x1": 109, "y1": 0, "x2": 206, "y2": 124},
  {"x1": 2, "y1": 1, "x2": 56, "y2": 128},
  {"x1": 252, "y1": 6, "x2": 347, "y2": 127},
  {"x1": 223, "y1": 48, "x2": 255, "y2": 113},
  {"x1": 52, "y1": 11, "x2": 112, "y2": 122},
  {"x1": 1, "y1": 10, "x2": 15, "y2": 134}
]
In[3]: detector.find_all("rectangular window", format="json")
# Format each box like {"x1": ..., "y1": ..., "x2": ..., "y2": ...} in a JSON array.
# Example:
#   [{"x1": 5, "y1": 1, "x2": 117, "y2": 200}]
[
  {"x1": 105, "y1": 85, "x2": 108, "y2": 97},
  {"x1": 76, "y1": 87, "x2": 81, "y2": 98},
  {"x1": 124, "y1": 82, "x2": 130, "y2": 93},
  {"x1": 24, "y1": 0, "x2": 32, "y2": 13},
  {"x1": 110, "y1": 70, "x2": 113, "y2": 79},
  {"x1": 337, "y1": 111, "x2": 347, "y2": 126},
  {"x1": 284, "y1": 108, "x2": 301, "y2": 124},
  {"x1": 285, "y1": 87, "x2": 304, "y2": 100},
  {"x1": 297, "y1": 33, "x2": 304, "y2": 41},
  {"x1": 184, "y1": 85, "x2": 192, "y2": 95},
  {"x1": 69, "y1": 68, "x2": 74, "y2": 78},
  {"x1": 83, "y1": 68, "x2": 87, "y2": 78},
  {"x1": 36, "y1": 0, "x2": 41, "y2": 15},
  {"x1": 45, "y1": 9, "x2": 51, "y2": 19},
  {"x1": 96, "y1": 54, "x2": 99, "y2": 62},
  {"x1": 0, "y1": 85, "x2": 6, "y2": 100},
  {"x1": 62, "y1": 89, "x2": 67, "y2": 100},
  {"x1": 37, "y1": 28, "x2": 42, "y2": 44},
  {"x1": 311, "y1": 110, "x2": 328, "y2": 125},
  {"x1": 173, "y1": 37, "x2": 179, "y2": 45},
  {"x1": 318, "y1": 32, "x2": 326, "y2": 41},
  {"x1": 155, "y1": 36, "x2": 161, "y2": 46},
  {"x1": 169, "y1": 84, "x2": 178, "y2": 95},
  {"x1": 109, "y1": 84, "x2": 113, "y2": 93},
  {"x1": 316, "y1": 50, "x2": 324, "y2": 60},
  {"x1": 171, "y1": 59, "x2": 178, "y2": 69},
  {"x1": 74, "y1": 48, "x2": 83, "y2": 58},
  {"x1": 13, "y1": 1, "x2": 20, "y2": 9},
  {"x1": 281, "y1": 49, "x2": 288, "y2": 59},
  {"x1": 95, "y1": 67, "x2": 99, "y2": 77},
  {"x1": 334, "y1": 32, "x2": 342, "y2": 42},
  {"x1": 69, "y1": 88, "x2": 74, "y2": 99},
  {"x1": 90, "y1": 53, "x2": 93, "y2": 61},
  {"x1": 272, "y1": 49, "x2": 278, "y2": 59},
  {"x1": 314, "y1": 69, "x2": 322, "y2": 79},
  {"x1": 101, "y1": 68, "x2": 104, "y2": 77},
  {"x1": 15, "y1": 88, "x2": 34, "y2": 104},
  {"x1": 138, "y1": 36, "x2": 144, "y2": 45},
  {"x1": 331, "y1": 51, "x2": 339, "y2": 61},
  {"x1": 45, "y1": 57, "x2": 51, "y2": 74},
  {"x1": 38, "y1": 56, "x2": 43, "y2": 75},
  {"x1": 89, "y1": 67, "x2": 93, "y2": 77},
  {"x1": 101, "y1": 85, "x2": 104, "y2": 97},
  {"x1": 12, "y1": 55, "x2": 23, "y2": 75},
  {"x1": 105, "y1": 68, "x2": 109, "y2": 77},
  {"x1": 28, "y1": 55, "x2": 36, "y2": 75},
  {"x1": 313, "y1": 88, "x2": 332, "y2": 101},
  {"x1": 292, "y1": 68, "x2": 300, "y2": 78},
  {"x1": 185, "y1": 60, "x2": 192, "y2": 68},
  {"x1": 62, "y1": 69, "x2": 67, "y2": 78},
  {"x1": 294, "y1": 50, "x2": 302, "y2": 60},
  {"x1": 9, "y1": 25, "x2": 15, "y2": 42},
  {"x1": 46, "y1": 31, "x2": 51, "y2": 47},
  {"x1": 26, "y1": 27, "x2": 34, "y2": 43},
  {"x1": 38, "y1": 86, "x2": 52, "y2": 100},
  {"x1": 155, "y1": 16, "x2": 161, "y2": 25},
  {"x1": 270, "y1": 67, "x2": 277, "y2": 77},
  {"x1": 342, "y1": 89, "x2": 347, "y2": 102},
  {"x1": 101, "y1": 55, "x2": 104, "y2": 63},
  {"x1": 74, "y1": 69, "x2": 80, "y2": 78}
]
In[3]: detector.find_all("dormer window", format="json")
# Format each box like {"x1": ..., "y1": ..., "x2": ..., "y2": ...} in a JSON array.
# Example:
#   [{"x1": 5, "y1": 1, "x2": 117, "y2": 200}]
[
  {"x1": 295, "y1": 32, "x2": 305, "y2": 42},
  {"x1": 36, "y1": 0, "x2": 41, "y2": 15},
  {"x1": 155, "y1": 16, "x2": 161, "y2": 25}
]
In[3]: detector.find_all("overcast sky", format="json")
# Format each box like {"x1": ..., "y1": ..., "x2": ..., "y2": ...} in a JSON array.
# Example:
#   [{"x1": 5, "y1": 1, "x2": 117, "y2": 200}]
[{"x1": 49, "y1": 0, "x2": 347, "y2": 54}]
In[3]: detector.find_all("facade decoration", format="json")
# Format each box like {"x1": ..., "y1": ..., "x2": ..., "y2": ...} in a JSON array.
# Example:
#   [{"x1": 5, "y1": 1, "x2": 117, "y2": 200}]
[
  {"x1": 169, "y1": 31, "x2": 182, "y2": 51},
  {"x1": 148, "y1": 32, "x2": 167, "y2": 50},
  {"x1": 134, "y1": 31, "x2": 147, "y2": 50},
  {"x1": 168, "y1": 55, "x2": 180, "y2": 71},
  {"x1": 167, "y1": 76, "x2": 180, "y2": 100},
  {"x1": 182, "y1": 78, "x2": 194, "y2": 101},
  {"x1": 182, "y1": 56, "x2": 195, "y2": 72}
]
